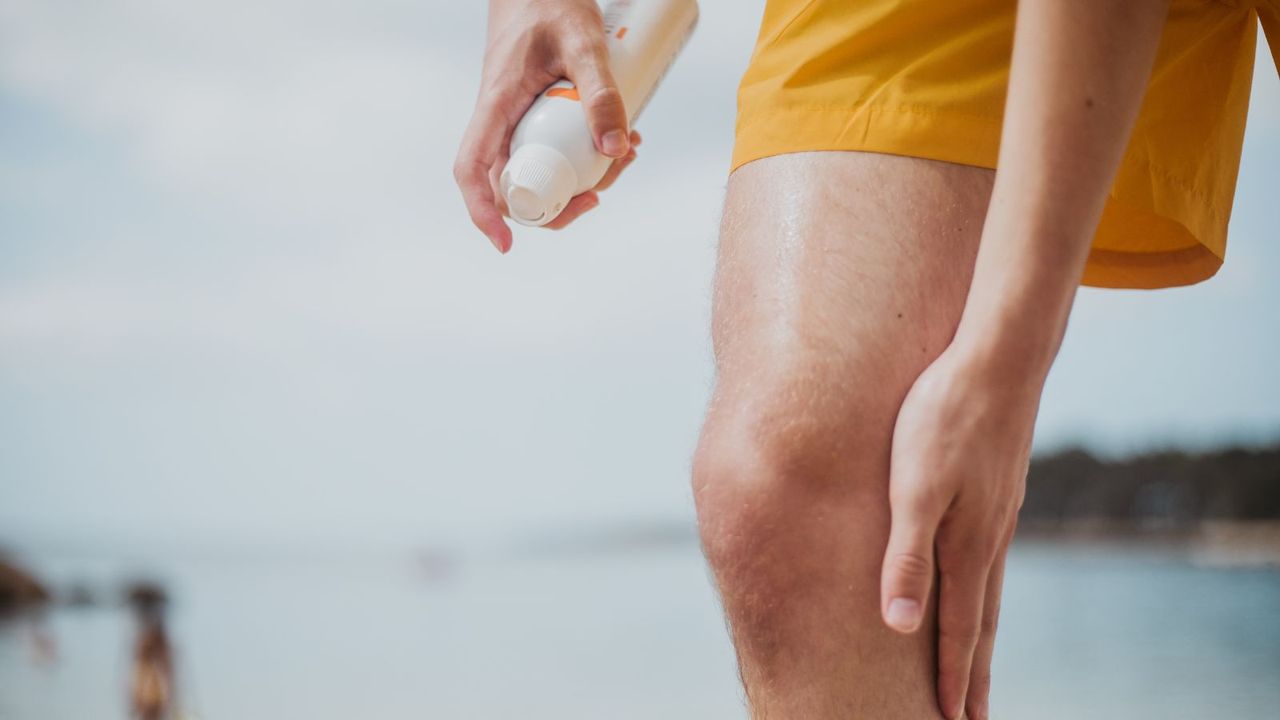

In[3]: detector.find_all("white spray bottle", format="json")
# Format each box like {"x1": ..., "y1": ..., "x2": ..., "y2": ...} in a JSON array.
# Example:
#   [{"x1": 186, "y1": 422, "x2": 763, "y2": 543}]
[{"x1": 500, "y1": 0, "x2": 699, "y2": 227}]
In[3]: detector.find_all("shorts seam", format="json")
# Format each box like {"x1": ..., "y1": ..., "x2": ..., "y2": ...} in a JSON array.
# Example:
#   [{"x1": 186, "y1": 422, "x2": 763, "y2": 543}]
[
  {"x1": 1120, "y1": 152, "x2": 1227, "y2": 216},
  {"x1": 736, "y1": 100, "x2": 1004, "y2": 128}
]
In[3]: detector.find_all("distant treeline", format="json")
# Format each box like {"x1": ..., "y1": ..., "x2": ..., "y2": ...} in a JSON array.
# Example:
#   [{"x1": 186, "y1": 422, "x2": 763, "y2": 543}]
[{"x1": 1021, "y1": 444, "x2": 1280, "y2": 527}]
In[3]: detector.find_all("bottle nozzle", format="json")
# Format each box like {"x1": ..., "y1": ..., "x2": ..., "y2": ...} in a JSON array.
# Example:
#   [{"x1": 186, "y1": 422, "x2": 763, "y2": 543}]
[{"x1": 500, "y1": 144, "x2": 578, "y2": 227}]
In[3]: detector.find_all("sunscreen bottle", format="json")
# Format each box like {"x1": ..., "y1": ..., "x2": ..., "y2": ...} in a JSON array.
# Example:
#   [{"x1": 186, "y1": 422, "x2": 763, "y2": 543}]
[{"x1": 500, "y1": 0, "x2": 699, "y2": 227}]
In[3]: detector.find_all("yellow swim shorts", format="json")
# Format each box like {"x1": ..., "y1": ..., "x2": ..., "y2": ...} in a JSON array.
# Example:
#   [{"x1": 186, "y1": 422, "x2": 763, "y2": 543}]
[{"x1": 730, "y1": 0, "x2": 1280, "y2": 289}]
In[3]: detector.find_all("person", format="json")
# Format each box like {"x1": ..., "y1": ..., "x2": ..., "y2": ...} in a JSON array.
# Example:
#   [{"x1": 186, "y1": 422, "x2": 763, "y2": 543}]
[
  {"x1": 454, "y1": 1, "x2": 1280, "y2": 717},
  {"x1": 127, "y1": 583, "x2": 174, "y2": 720}
]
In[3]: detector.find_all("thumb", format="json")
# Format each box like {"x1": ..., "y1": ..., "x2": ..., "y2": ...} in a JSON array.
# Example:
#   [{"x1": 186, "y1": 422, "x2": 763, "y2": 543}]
[
  {"x1": 881, "y1": 497, "x2": 941, "y2": 633},
  {"x1": 561, "y1": 36, "x2": 630, "y2": 158}
]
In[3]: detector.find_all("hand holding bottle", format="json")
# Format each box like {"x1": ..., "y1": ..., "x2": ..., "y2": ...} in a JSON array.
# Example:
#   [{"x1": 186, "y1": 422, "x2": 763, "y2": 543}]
[{"x1": 454, "y1": 0, "x2": 641, "y2": 253}]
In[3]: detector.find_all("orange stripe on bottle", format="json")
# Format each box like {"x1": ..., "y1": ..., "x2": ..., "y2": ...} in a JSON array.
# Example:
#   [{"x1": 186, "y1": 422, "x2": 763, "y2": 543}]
[
  {"x1": 615, "y1": 26, "x2": 628, "y2": 39},
  {"x1": 546, "y1": 86, "x2": 580, "y2": 101}
]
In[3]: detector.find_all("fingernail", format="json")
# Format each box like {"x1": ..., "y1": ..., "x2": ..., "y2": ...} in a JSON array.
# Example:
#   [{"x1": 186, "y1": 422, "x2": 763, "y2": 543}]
[
  {"x1": 490, "y1": 235, "x2": 506, "y2": 254},
  {"x1": 886, "y1": 598, "x2": 922, "y2": 631},
  {"x1": 602, "y1": 129, "x2": 628, "y2": 157}
]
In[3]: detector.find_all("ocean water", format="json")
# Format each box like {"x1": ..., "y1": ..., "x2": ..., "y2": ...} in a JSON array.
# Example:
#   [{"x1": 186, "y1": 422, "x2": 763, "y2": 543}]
[{"x1": 1, "y1": 537, "x2": 1277, "y2": 719}]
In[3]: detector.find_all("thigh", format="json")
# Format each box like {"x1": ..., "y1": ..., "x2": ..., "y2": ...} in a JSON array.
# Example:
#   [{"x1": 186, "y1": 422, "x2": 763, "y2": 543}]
[
  {"x1": 701, "y1": 150, "x2": 996, "y2": 716},
  {"x1": 711, "y1": 150, "x2": 994, "y2": 445}
]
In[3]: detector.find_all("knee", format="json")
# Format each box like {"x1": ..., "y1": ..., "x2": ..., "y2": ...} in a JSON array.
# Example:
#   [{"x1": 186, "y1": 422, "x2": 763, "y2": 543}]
[{"x1": 690, "y1": 376, "x2": 879, "y2": 573}]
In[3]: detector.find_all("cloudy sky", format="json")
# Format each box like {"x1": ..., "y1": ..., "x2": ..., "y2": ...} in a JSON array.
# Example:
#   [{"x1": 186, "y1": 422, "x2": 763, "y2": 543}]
[{"x1": 1, "y1": 1, "x2": 1277, "y2": 551}]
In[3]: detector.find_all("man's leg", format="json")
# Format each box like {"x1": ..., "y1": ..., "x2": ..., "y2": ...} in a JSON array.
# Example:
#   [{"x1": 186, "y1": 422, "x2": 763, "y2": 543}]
[{"x1": 693, "y1": 150, "x2": 995, "y2": 718}]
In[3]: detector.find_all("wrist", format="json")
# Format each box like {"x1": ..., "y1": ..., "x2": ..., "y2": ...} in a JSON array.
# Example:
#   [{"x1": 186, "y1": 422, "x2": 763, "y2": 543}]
[
  {"x1": 949, "y1": 280, "x2": 1073, "y2": 391},
  {"x1": 949, "y1": 318, "x2": 1056, "y2": 397},
  {"x1": 951, "y1": 218, "x2": 1088, "y2": 388}
]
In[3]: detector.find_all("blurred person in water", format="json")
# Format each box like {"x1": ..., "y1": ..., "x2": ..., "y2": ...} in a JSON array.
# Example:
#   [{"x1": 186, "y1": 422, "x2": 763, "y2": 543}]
[{"x1": 127, "y1": 583, "x2": 174, "y2": 720}]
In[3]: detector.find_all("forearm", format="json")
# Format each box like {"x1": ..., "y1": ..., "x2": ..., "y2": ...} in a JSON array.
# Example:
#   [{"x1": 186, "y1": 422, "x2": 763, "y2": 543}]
[{"x1": 953, "y1": 0, "x2": 1170, "y2": 382}]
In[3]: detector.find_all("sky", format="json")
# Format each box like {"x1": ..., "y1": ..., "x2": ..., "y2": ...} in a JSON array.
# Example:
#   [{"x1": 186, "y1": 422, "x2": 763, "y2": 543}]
[{"x1": 0, "y1": 1, "x2": 1277, "y2": 551}]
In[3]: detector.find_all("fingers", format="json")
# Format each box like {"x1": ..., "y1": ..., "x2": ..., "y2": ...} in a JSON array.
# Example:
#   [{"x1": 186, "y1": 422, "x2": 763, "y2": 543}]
[
  {"x1": 880, "y1": 494, "x2": 943, "y2": 633},
  {"x1": 592, "y1": 151, "x2": 635, "y2": 193},
  {"x1": 456, "y1": 154, "x2": 513, "y2": 254},
  {"x1": 592, "y1": 130, "x2": 641, "y2": 192},
  {"x1": 558, "y1": 33, "x2": 630, "y2": 158},
  {"x1": 454, "y1": 89, "x2": 519, "y2": 254},
  {"x1": 543, "y1": 191, "x2": 600, "y2": 230},
  {"x1": 544, "y1": 129, "x2": 639, "y2": 230},
  {"x1": 936, "y1": 527, "x2": 993, "y2": 717},
  {"x1": 965, "y1": 525, "x2": 1014, "y2": 720},
  {"x1": 488, "y1": 160, "x2": 510, "y2": 218}
]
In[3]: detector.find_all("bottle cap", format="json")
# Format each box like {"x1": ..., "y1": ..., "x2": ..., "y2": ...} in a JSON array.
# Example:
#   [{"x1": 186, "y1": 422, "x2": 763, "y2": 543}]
[{"x1": 500, "y1": 144, "x2": 578, "y2": 227}]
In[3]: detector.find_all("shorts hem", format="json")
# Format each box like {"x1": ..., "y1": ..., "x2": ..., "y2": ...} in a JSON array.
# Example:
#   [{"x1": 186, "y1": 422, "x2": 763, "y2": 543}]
[{"x1": 729, "y1": 102, "x2": 1229, "y2": 290}]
